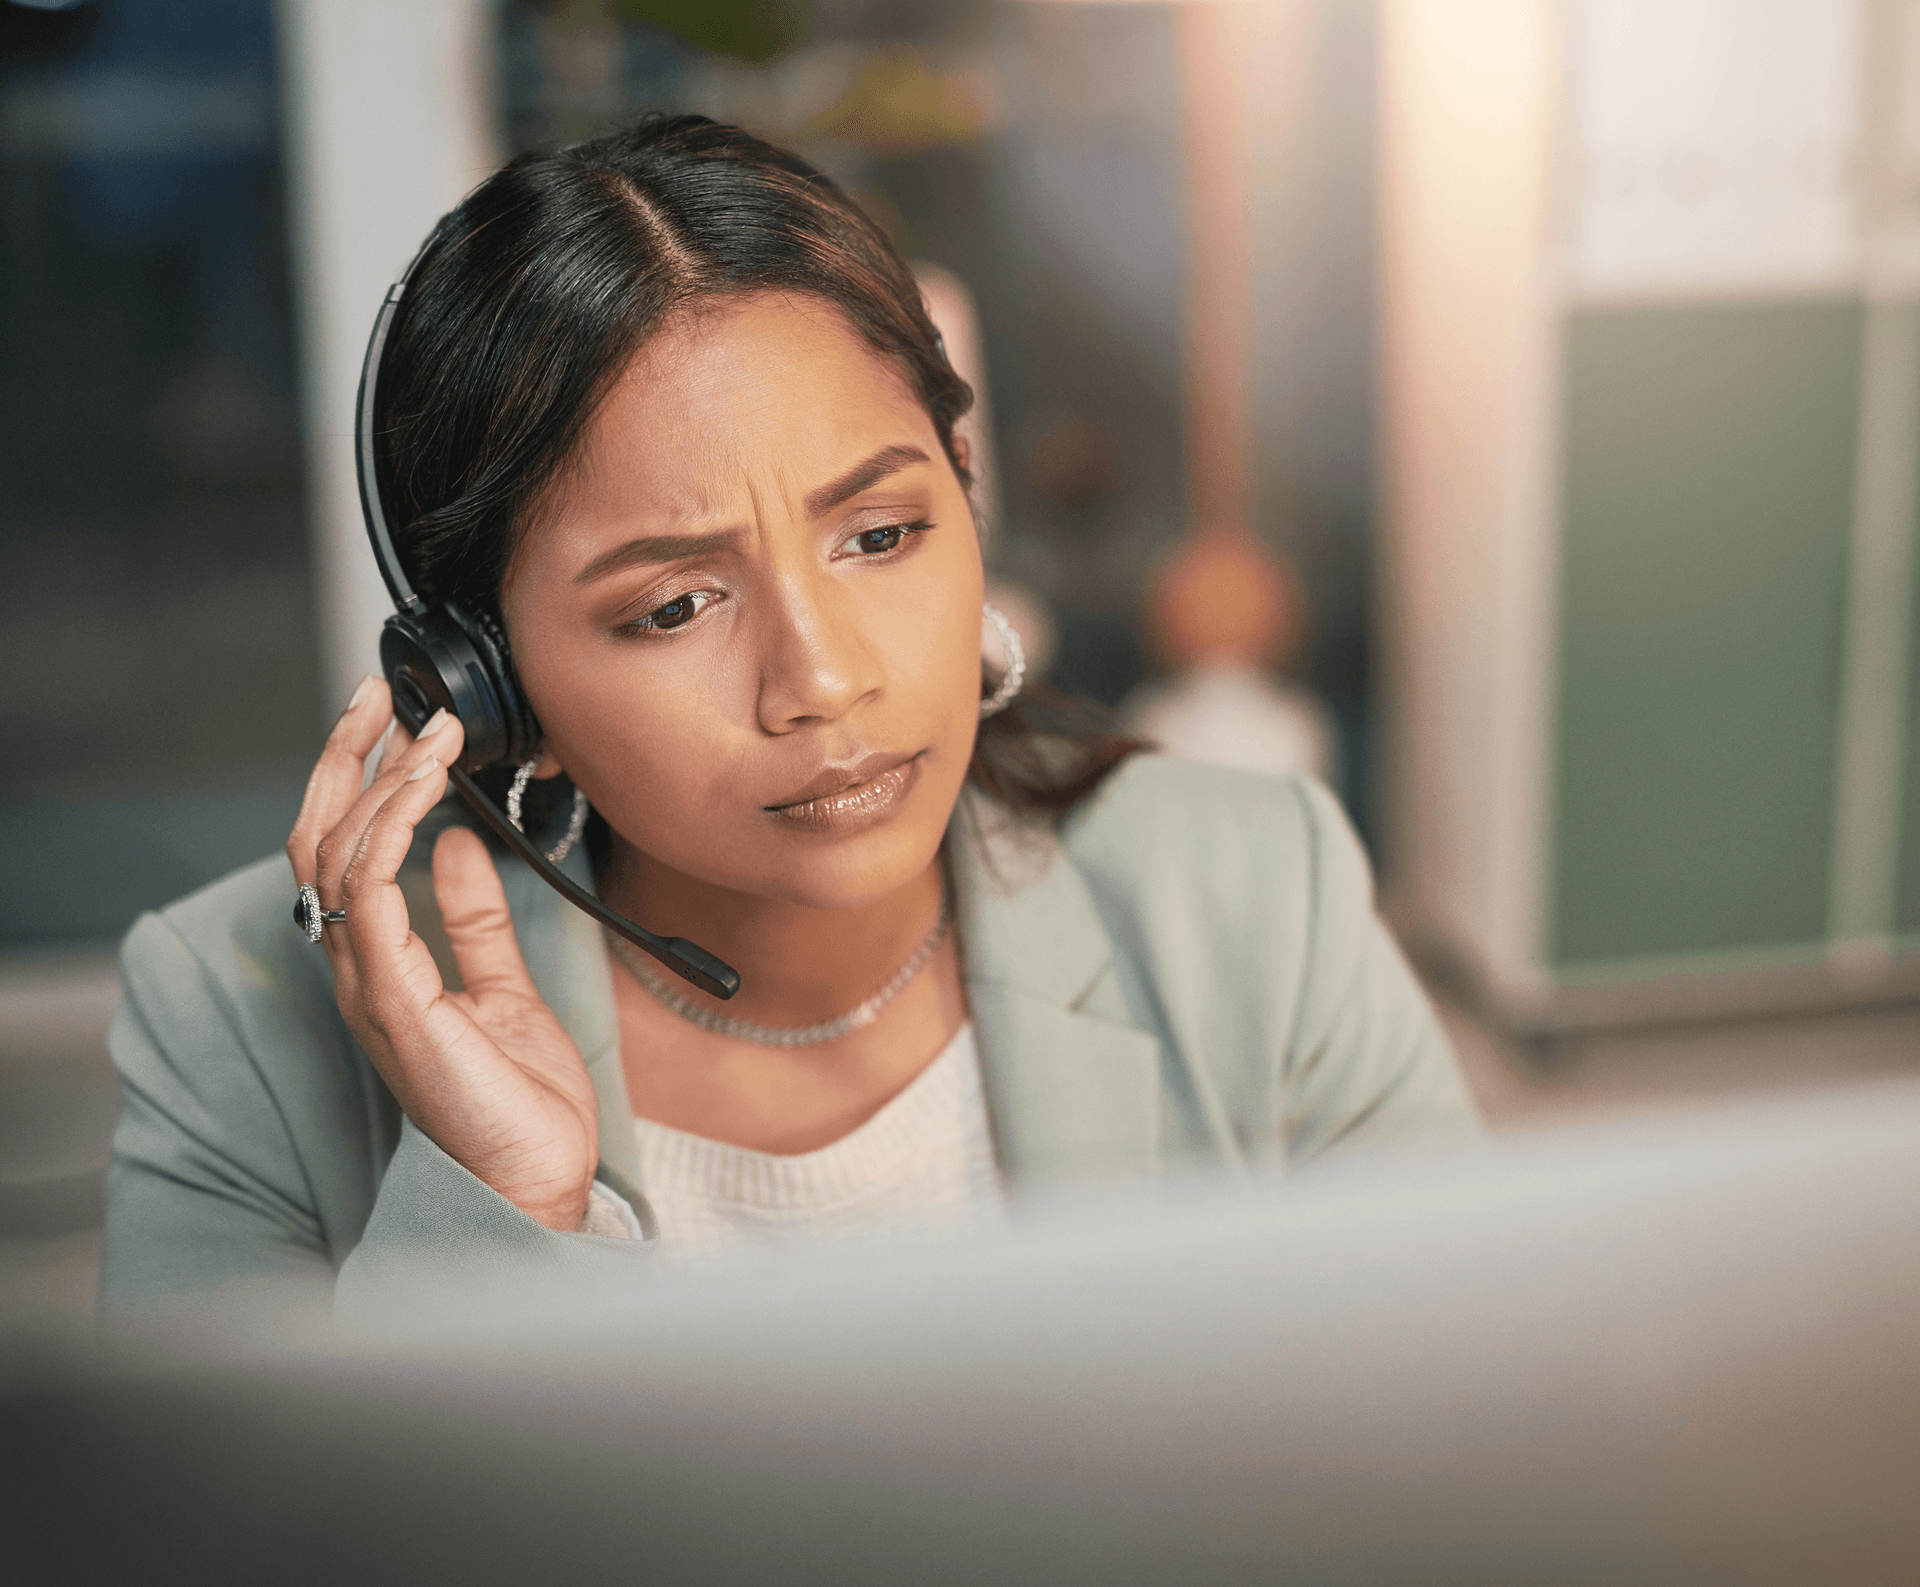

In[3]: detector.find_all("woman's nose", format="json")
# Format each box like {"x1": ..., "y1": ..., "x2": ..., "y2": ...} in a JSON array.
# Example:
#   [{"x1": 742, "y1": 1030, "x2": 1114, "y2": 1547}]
[{"x1": 754, "y1": 573, "x2": 884, "y2": 733}]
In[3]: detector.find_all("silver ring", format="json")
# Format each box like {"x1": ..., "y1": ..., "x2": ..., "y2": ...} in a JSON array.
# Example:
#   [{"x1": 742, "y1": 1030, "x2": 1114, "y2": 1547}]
[{"x1": 293, "y1": 883, "x2": 347, "y2": 944}]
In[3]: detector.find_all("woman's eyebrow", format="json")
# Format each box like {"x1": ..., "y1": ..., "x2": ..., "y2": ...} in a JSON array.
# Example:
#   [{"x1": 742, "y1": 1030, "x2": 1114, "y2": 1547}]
[
  {"x1": 574, "y1": 531, "x2": 740, "y2": 585},
  {"x1": 803, "y1": 443, "x2": 929, "y2": 517},
  {"x1": 571, "y1": 444, "x2": 929, "y2": 584}
]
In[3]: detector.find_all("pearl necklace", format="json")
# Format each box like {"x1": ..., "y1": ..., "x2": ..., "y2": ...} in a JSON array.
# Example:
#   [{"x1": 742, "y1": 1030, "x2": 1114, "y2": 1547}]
[{"x1": 604, "y1": 898, "x2": 950, "y2": 1049}]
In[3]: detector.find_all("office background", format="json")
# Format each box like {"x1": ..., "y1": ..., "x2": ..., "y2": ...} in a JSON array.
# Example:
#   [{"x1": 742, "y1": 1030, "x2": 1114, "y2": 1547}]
[{"x1": 7, "y1": 0, "x2": 1920, "y2": 1333}]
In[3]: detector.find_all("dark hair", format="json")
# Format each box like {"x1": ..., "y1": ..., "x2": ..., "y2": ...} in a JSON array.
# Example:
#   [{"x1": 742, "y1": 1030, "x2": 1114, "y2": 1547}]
[{"x1": 374, "y1": 114, "x2": 1138, "y2": 832}]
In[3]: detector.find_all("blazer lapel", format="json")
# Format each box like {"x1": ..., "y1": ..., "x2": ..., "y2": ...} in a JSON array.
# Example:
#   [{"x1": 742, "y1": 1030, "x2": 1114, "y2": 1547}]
[{"x1": 948, "y1": 790, "x2": 1163, "y2": 1186}]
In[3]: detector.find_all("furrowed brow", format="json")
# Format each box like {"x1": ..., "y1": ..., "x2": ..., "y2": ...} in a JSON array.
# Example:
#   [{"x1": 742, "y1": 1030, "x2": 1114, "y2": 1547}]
[
  {"x1": 573, "y1": 531, "x2": 740, "y2": 586},
  {"x1": 803, "y1": 444, "x2": 930, "y2": 518}
]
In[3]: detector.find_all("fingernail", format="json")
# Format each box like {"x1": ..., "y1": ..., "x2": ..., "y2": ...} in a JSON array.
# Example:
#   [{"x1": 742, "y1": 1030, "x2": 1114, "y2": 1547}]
[
  {"x1": 347, "y1": 675, "x2": 378, "y2": 711},
  {"x1": 417, "y1": 708, "x2": 451, "y2": 741},
  {"x1": 410, "y1": 755, "x2": 441, "y2": 782}
]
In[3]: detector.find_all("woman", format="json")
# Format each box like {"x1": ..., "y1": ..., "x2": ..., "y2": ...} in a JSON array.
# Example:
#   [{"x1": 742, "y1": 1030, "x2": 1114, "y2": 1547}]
[{"x1": 104, "y1": 116, "x2": 1475, "y2": 1319}]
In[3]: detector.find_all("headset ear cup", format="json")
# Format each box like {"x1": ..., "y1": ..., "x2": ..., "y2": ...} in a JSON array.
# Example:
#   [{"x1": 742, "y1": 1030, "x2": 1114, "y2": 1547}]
[
  {"x1": 447, "y1": 602, "x2": 540, "y2": 766},
  {"x1": 379, "y1": 609, "x2": 515, "y2": 768}
]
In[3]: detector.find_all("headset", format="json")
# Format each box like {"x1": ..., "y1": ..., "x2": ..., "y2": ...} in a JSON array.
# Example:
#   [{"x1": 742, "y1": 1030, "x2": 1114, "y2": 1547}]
[{"x1": 353, "y1": 231, "x2": 741, "y2": 1002}]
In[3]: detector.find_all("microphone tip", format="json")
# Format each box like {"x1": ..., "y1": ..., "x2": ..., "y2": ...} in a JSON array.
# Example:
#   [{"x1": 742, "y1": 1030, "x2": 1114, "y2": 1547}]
[{"x1": 668, "y1": 941, "x2": 741, "y2": 1001}]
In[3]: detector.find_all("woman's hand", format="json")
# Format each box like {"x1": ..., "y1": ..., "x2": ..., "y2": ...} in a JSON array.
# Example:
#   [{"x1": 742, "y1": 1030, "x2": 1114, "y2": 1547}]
[{"x1": 287, "y1": 678, "x2": 600, "y2": 1232}]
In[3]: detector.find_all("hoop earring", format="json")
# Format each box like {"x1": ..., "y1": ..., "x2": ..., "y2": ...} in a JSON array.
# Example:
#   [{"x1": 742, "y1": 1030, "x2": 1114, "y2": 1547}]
[
  {"x1": 507, "y1": 760, "x2": 590, "y2": 865},
  {"x1": 980, "y1": 601, "x2": 1026, "y2": 718}
]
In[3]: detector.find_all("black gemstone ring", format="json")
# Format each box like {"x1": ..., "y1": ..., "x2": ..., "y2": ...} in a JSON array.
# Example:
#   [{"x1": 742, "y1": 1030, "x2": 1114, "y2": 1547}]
[{"x1": 294, "y1": 883, "x2": 347, "y2": 944}]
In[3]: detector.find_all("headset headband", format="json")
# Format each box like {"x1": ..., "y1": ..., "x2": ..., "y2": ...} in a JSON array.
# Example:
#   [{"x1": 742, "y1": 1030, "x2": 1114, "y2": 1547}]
[{"x1": 353, "y1": 228, "x2": 447, "y2": 617}]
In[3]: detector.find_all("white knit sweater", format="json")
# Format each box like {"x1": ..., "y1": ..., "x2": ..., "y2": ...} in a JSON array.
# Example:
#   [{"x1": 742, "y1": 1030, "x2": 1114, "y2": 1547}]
[{"x1": 585, "y1": 1024, "x2": 1006, "y2": 1264}]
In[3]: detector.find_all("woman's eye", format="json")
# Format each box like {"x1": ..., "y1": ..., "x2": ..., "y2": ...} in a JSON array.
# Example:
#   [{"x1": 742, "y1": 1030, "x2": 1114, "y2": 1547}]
[
  {"x1": 845, "y1": 520, "x2": 933, "y2": 557},
  {"x1": 633, "y1": 590, "x2": 713, "y2": 632}
]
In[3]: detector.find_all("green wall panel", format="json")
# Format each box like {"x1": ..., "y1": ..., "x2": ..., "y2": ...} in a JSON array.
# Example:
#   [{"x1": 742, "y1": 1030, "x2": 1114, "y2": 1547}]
[{"x1": 1552, "y1": 297, "x2": 1860, "y2": 970}]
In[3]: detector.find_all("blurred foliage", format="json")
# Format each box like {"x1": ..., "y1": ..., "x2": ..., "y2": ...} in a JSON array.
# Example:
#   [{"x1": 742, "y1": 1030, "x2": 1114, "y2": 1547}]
[
  {"x1": 809, "y1": 45, "x2": 994, "y2": 157},
  {"x1": 609, "y1": 0, "x2": 806, "y2": 65}
]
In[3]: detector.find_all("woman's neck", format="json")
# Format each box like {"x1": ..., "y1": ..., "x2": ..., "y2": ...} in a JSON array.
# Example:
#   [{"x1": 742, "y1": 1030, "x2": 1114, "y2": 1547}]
[{"x1": 597, "y1": 841, "x2": 949, "y2": 1027}]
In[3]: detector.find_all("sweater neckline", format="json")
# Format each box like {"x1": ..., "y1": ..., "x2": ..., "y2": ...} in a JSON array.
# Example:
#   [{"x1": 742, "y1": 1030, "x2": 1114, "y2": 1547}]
[{"x1": 630, "y1": 1022, "x2": 980, "y2": 1212}]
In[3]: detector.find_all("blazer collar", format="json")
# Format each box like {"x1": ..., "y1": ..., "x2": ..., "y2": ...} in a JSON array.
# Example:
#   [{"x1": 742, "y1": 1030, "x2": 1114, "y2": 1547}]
[
  {"x1": 946, "y1": 788, "x2": 1163, "y2": 1186},
  {"x1": 518, "y1": 786, "x2": 1164, "y2": 1191}
]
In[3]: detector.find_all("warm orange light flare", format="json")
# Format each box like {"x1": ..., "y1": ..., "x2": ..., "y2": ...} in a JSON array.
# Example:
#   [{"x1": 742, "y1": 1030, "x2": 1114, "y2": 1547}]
[{"x1": 1178, "y1": 2, "x2": 1258, "y2": 538}]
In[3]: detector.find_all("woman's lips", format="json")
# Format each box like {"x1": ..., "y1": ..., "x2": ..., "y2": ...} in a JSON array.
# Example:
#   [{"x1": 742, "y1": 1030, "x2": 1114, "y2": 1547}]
[{"x1": 767, "y1": 754, "x2": 922, "y2": 833}]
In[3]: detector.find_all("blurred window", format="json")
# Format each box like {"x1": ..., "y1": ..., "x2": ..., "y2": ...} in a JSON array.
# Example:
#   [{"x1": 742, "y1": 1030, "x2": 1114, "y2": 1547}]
[{"x1": 0, "y1": 0, "x2": 319, "y2": 949}]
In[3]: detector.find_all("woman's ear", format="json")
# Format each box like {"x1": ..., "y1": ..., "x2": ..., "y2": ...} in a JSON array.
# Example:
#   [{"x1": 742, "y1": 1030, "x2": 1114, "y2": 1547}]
[
  {"x1": 949, "y1": 432, "x2": 973, "y2": 483},
  {"x1": 530, "y1": 746, "x2": 566, "y2": 779}
]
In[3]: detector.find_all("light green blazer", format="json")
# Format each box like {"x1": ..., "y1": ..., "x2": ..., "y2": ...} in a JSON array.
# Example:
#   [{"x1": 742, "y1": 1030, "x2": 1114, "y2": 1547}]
[{"x1": 102, "y1": 758, "x2": 1477, "y2": 1320}]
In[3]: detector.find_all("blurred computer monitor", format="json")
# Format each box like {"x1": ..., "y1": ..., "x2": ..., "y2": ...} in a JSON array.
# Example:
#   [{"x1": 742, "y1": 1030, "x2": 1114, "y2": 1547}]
[{"x1": 5, "y1": 1080, "x2": 1917, "y2": 1585}]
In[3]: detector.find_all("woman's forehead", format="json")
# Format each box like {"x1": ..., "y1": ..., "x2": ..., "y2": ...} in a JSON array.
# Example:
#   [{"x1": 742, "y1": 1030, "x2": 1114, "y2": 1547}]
[
  {"x1": 506, "y1": 293, "x2": 944, "y2": 583},
  {"x1": 615, "y1": 292, "x2": 917, "y2": 430},
  {"x1": 567, "y1": 292, "x2": 934, "y2": 508}
]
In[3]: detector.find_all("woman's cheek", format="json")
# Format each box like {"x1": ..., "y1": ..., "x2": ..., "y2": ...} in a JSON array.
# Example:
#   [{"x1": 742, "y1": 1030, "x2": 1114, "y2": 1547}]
[
  {"x1": 893, "y1": 543, "x2": 984, "y2": 706},
  {"x1": 601, "y1": 685, "x2": 732, "y2": 808},
  {"x1": 539, "y1": 653, "x2": 709, "y2": 820}
]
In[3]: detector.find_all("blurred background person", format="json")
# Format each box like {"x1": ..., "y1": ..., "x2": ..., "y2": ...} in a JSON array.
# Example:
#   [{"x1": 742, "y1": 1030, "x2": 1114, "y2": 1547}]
[{"x1": 1122, "y1": 530, "x2": 1338, "y2": 783}]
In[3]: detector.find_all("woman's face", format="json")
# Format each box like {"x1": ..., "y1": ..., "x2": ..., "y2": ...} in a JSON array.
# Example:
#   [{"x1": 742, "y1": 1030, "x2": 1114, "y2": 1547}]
[{"x1": 500, "y1": 291, "x2": 984, "y2": 912}]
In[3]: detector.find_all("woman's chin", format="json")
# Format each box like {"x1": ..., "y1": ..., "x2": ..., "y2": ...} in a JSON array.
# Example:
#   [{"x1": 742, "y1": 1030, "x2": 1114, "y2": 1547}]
[{"x1": 750, "y1": 822, "x2": 948, "y2": 913}]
